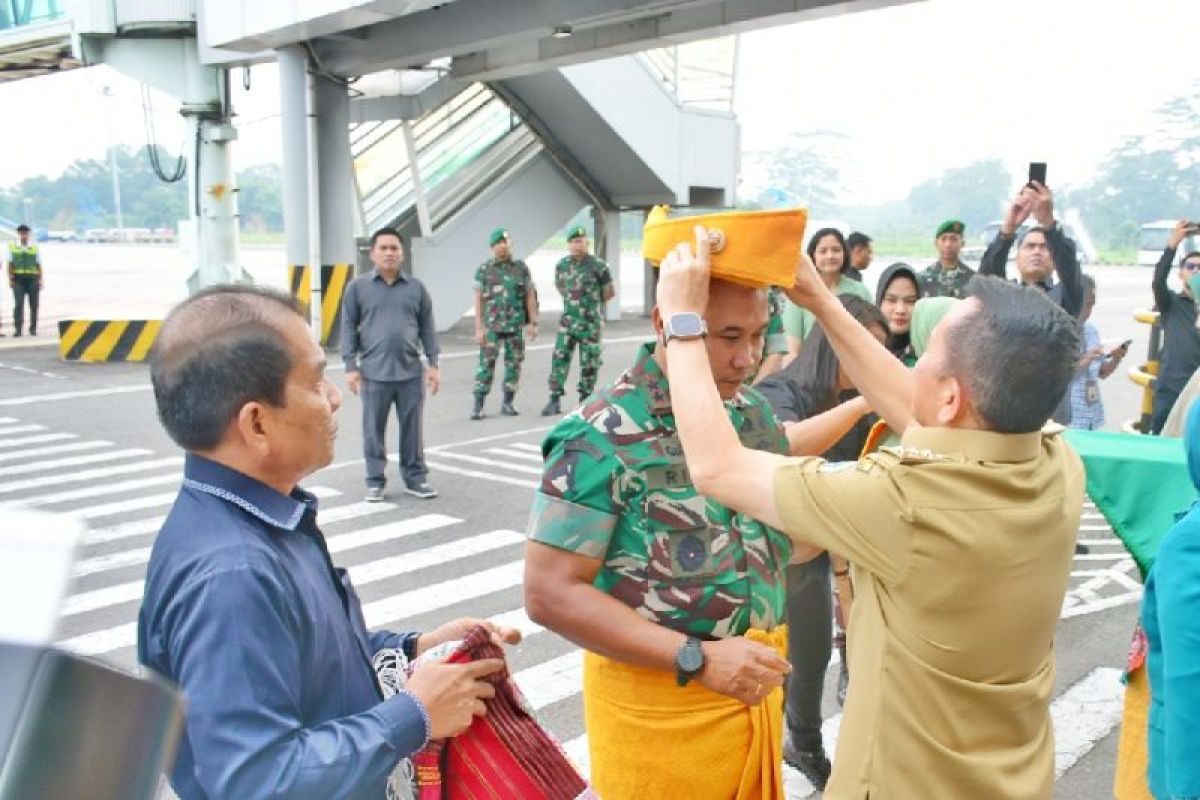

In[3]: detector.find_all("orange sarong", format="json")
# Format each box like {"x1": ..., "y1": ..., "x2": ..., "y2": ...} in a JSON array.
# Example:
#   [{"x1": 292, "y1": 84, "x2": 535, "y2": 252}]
[{"x1": 582, "y1": 627, "x2": 787, "y2": 800}]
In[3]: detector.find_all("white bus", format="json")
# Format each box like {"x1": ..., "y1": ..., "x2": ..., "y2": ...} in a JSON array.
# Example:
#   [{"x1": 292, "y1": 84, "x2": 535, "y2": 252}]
[{"x1": 1137, "y1": 220, "x2": 1200, "y2": 267}]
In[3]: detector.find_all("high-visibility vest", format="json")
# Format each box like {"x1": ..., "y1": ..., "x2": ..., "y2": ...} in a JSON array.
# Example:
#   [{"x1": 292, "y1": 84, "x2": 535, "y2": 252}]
[{"x1": 8, "y1": 243, "x2": 38, "y2": 276}]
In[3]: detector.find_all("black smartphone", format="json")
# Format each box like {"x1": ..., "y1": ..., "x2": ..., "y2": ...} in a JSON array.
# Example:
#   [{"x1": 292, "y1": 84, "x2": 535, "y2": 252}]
[{"x1": 1028, "y1": 162, "x2": 1047, "y2": 187}]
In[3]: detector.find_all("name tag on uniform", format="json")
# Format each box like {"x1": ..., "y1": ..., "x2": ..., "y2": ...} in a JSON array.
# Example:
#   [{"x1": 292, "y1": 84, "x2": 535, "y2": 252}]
[{"x1": 643, "y1": 462, "x2": 692, "y2": 490}]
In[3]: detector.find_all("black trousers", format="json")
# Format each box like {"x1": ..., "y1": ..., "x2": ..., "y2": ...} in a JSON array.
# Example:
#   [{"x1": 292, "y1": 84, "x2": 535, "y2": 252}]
[
  {"x1": 11, "y1": 276, "x2": 38, "y2": 334},
  {"x1": 783, "y1": 553, "x2": 833, "y2": 750}
]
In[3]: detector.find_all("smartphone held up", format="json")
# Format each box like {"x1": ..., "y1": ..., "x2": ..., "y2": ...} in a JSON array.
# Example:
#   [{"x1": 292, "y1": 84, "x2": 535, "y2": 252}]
[{"x1": 1027, "y1": 162, "x2": 1047, "y2": 188}]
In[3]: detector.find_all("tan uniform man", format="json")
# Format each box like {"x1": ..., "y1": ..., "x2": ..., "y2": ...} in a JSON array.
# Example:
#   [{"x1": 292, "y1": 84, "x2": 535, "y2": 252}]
[{"x1": 655, "y1": 227, "x2": 1085, "y2": 800}]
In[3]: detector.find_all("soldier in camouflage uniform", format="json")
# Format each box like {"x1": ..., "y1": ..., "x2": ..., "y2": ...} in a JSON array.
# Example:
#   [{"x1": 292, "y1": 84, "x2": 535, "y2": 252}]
[
  {"x1": 524, "y1": 279, "x2": 796, "y2": 798},
  {"x1": 540, "y1": 225, "x2": 615, "y2": 417},
  {"x1": 472, "y1": 227, "x2": 538, "y2": 420},
  {"x1": 750, "y1": 286, "x2": 789, "y2": 384},
  {"x1": 918, "y1": 219, "x2": 975, "y2": 299}
]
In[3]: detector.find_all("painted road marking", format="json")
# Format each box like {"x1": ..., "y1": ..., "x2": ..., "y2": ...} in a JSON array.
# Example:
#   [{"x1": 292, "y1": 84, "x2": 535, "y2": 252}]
[
  {"x1": 0, "y1": 432, "x2": 75, "y2": 449},
  {"x1": 424, "y1": 460, "x2": 538, "y2": 489},
  {"x1": 0, "y1": 439, "x2": 111, "y2": 463},
  {"x1": 425, "y1": 449, "x2": 544, "y2": 475},
  {"x1": 484, "y1": 446, "x2": 545, "y2": 463},
  {"x1": 0, "y1": 384, "x2": 153, "y2": 406},
  {"x1": 0, "y1": 447, "x2": 151, "y2": 477},
  {"x1": 0, "y1": 456, "x2": 183, "y2": 495}
]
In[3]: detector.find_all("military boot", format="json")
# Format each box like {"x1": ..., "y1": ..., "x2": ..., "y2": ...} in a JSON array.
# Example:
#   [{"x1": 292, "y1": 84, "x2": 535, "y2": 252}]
[
  {"x1": 500, "y1": 391, "x2": 519, "y2": 416},
  {"x1": 470, "y1": 394, "x2": 485, "y2": 420},
  {"x1": 540, "y1": 395, "x2": 562, "y2": 417}
]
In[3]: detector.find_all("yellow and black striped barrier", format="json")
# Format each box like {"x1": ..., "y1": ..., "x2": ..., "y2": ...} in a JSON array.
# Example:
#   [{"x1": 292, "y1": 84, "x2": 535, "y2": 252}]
[
  {"x1": 288, "y1": 264, "x2": 312, "y2": 321},
  {"x1": 1126, "y1": 309, "x2": 1161, "y2": 434},
  {"x1": 58, "y1": 320, "x2": 161, "y2": 363},
  {"x1": 320, "y1": 263, "x2": 352, "y2": 348}
]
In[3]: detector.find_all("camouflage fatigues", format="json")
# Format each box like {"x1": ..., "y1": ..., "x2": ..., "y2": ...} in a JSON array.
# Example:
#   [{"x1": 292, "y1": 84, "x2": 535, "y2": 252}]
[
  {"x1": 748, "y1": 287, "x2": 790, "y2": 383},
  {"x1": 474, "y1": 257, "x2": 532, "y2": 396},
  {"x1": 527, "y1": 342, "x2": 792, "y2": 638},
  {"x1": 918, "y1": 261, "x2": 975, "y2": 299},
  {"x1": 549, "y1": 254, "x2": 613, "y2": 400}
]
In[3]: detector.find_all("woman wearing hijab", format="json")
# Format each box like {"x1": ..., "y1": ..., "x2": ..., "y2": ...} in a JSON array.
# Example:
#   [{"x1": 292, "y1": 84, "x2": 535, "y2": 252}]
[
  {"x1": 875, "y1": 263, "x2": 921, "y2": 366},
  {"x1": 1140, "y1": 400, "x2": 1200, "y2": 800},
  {"x1": 756, "y1": 295, "x2": 887, "y2": 791},
  {"x1": 782, "y1": 228, "x2": 874, "y2": 357}
]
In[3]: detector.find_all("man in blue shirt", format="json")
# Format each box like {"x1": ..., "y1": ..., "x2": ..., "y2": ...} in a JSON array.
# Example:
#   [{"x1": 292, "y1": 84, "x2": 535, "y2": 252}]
[{"x1": 138, "y1": 285, "x2": 518, "y2": 799}]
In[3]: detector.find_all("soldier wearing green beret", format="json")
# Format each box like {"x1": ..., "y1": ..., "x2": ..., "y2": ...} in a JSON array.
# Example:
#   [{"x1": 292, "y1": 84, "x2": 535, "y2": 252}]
[
  {"x1": 472, "y1": 228, "x2": 537, "y2": 419},
  {"x1": 919, "y1": 219, "x2": 975, "y2": 299},
  {"x1": 540, "y1": 225, "x2": 615, "y2": 416}
]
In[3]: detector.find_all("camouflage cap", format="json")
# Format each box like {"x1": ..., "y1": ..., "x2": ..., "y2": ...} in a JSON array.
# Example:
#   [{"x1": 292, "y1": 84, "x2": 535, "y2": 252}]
[
  {"x1": 566, "y1": 225, "x2": 587, "y2": 240},
  {"x1": 935, "y1": 219, "x2": 965, "y2": 238},
  {"x1": 489, "y1": 227, "x2": 510, "y2": 246}
]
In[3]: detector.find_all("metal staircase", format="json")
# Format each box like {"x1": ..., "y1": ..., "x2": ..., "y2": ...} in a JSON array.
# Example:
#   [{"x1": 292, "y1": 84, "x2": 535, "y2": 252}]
[{"x1": 352, "y1": 83, "x2": 542, "y2": 239}]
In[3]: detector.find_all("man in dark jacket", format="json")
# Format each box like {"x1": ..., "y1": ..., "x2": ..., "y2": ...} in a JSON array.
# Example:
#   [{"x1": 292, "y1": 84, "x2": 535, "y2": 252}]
[
  {"x1": 979, "y1": 182, "x2": 1083, "y2": 319},
  {"x1": 1150, "y1": 220, "x2": 1200, "y2": 433}
]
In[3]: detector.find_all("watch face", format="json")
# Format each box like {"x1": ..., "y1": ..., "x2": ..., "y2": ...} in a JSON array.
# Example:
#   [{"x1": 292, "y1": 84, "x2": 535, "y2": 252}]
[
  {"x1": 669, "y1": 313, "x2": 705, "y2": 338},
  {"x1": 678, "y1": 640, "x2": 704, "y2": 673}
]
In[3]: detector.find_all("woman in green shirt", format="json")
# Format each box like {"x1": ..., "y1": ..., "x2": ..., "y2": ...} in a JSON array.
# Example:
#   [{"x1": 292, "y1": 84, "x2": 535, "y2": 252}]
[{"x1": 783, "y1": 228, "x2": 874, "y2": 356}]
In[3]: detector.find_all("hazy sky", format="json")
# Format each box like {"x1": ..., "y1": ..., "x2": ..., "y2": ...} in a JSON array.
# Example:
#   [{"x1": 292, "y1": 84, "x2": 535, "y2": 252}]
[{"x1": 0, "y1": 0, "x2": 1196, "y2": 206}]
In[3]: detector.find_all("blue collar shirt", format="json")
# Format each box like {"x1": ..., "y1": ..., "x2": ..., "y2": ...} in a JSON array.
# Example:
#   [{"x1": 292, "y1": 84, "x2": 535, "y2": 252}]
[{"x1": 138, "y1": 454, "x2": 428, "y2": 800}]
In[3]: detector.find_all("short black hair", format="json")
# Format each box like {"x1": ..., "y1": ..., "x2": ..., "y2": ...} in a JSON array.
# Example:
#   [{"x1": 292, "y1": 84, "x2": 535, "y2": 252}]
[
  {"x1": 947, "y1": 275, "x2": 1081, "y2": 434},
  {"x1": 1180, "y1": 251, "x2": 1200, "y2": 265},
  {"x1": 371, "y1": 227, "x2": 404, "y2": 247},
  {"x1": 16, "y1": 224, "x2": 29, "y2": 232},
  {"x1": 151, "y1": 285, "x2": 303, "y2": 451},
  {"x1": 846, "y1": 232, "x2": 872, "y2": 250},
  {"x1": 1017, "y1": 226, "x2": 1049, "y2": 247}
]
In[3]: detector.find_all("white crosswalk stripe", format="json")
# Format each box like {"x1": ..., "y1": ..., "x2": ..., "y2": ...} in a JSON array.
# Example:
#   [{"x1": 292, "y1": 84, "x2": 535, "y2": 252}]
[
  {"x1": 0, "y1": 439, "x2": 111, "y2": 463},
  {"x1": 0, "y1": 456, "x2": 183, "y2": 495},
  {"x1": 0, "y1": 423, "x2": 46, "y2": 436},
  {"x1": 0, "y1": 432, "x2": 74, "y2": 449},
  {"x1": 23, "y1": 473, "x2": 181, "y2": 505},
  {"x1": 0, "y1": 447, "x2": 150, "y2": 477},
  {"x1": 0, "y1": 424, "x2": 1128, "y2": 795}
]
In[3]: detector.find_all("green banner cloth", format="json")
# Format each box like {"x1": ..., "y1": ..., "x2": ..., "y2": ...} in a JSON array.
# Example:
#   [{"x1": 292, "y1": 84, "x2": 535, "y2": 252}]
[{"x1": 1063, "y1": 429, "x2": 1195, "y2": 577}]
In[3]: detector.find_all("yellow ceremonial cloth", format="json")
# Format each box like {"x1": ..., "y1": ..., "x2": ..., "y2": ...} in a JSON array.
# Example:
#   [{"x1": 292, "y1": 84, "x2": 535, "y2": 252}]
[
  {"x1": 583, "y1": 627, "x2": 787, "y2": 800},
  {"x1": 1114, "y1": 665, "x2": 1154, "y2": 800},
  {"x1": 641, "y1": 205, "x2": 807, "y2": 289}
]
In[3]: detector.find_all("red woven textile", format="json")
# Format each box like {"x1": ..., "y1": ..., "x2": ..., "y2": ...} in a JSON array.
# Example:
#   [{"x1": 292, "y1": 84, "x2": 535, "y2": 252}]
[{"x1": 413, "y1": 626, "x2": 593, "y2": 800}]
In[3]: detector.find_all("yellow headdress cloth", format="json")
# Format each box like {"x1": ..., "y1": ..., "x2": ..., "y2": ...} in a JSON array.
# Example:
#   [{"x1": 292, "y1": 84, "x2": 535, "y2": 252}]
[{"x1": 641, "y1": 205, "x2": 808, "y2": 289}]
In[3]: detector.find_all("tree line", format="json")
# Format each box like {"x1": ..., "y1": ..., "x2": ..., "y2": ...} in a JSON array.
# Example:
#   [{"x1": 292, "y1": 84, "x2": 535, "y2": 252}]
[
  {"x1": 745, "y1": 81, "x2": 1200, "y2": 254},
  {"x1": 0, "y1": 146, "x2": 283, "y2": 233}
]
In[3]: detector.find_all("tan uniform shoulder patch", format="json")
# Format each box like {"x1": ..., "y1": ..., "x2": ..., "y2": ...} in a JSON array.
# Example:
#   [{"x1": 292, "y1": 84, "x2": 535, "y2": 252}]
[{"x1": 877, "y1": 445, "x2": 954, "y2": 465}]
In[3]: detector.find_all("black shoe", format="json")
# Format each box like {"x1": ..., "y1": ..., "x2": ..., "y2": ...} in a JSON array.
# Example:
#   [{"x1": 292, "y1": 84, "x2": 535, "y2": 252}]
[
  {"x1": 404, "y1": 482, "x2": 438, "y2": 499},
  {"x1": 28, "y1": 328, "x2": 35, "y2": 336},
  {"x1": 13, "y1": 331, "x2": 20, "y2": 338},
  {"x1": 500, "y1": 391, "x2": 519, "y2": 416},
  {"x1": 783, "y1": 739, "x2": 831, "y2": 791},
  {"x1": 471, "y1": 395, "x2": 485, "y2": 421},
  {"x1": 540, "y1": 396, "x2": 562, "y2": 417},
  {"x1": 1075, "y1": 542, "x2": 1090, "y2": 555}
]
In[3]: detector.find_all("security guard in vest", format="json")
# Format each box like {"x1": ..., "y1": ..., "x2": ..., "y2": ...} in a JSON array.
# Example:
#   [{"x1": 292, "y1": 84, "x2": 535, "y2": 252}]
[{"x1": 8, "y1": 224, "x2": 43, "y2": 337}]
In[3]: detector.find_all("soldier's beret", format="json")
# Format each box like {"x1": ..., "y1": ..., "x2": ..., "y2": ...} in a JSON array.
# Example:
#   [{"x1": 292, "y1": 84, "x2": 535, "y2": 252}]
[
  {"x1": 642, "y1": 205, "x2": 808, "y2": 289},
  {"x1": 566, "y1": 225, "x2": 587, "y2": 240},
  {"x1": 489, "y1": 227, "x2": 510, "y2": 246},
  {"x1": 935, "y1": 219, "x2": 965, "y2": 237}
]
